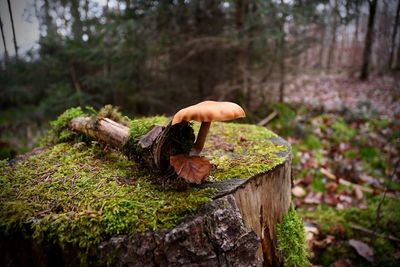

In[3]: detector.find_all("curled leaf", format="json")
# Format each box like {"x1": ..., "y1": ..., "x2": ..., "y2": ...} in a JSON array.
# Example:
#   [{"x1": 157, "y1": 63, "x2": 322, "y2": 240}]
[
  {"x1": 349, "y1": 239, "x2": 374, "y2": 262},
  {"x1": 170, "y1": 154, "x2": 211, "y2": 184}
]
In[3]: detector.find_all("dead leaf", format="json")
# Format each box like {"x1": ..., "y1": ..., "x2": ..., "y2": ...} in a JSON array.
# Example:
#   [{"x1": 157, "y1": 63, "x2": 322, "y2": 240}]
[
  {"x1": 304, "y1": 192, "x2": 322, "y2": 204},
  {"x1": 313, "y1": 235, "x2": 335, "y2": 248},
  {"x1": 329, "y1": 224, "x2": 346, "y2": 237},
  {"x1": 353, "y1": 185, "x2": 364, "y2": 200},
  {"x1": 292, "y1": 186, "x2": 306, "y2": 197},
  {"x1": 170, "y1": 154, "x2": 211, "y2": 184},
  {"x1": 323, "y1": 192, "x2": 339, "y2": 206},
  {"x1": 332, "y1": 259, "x2": 353, "y2": 267},
  {"x1": 325, "y1": 182, "x2": 338, "y2": 193},
  {"x1": 348, "y1": 239, "x2": 374, "y2": 262}
]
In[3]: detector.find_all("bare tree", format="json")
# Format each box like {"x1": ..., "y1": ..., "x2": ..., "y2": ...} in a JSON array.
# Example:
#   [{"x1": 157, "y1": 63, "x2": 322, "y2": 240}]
[
  {"x1": 6, "y1": 0, "x2": 18, "y2": 58},
  {"x1": 279, "y1": 0, "x2": 287, "y2": 103},
  {"x1": 0, "y1": 15, "x2": 9, "y2": 62},
  {"x1": 389, "y1": 0, "x2": 400, "y2": 69},
  {"x1": 360, "y1": 0, "x2": 378, "y2": 80},
  {"x1": 327, "y1": 0, "x2": 338, "y2": 71},
  {"x1": 235, "y1": 0, "x2": 250, "y2": 106}
]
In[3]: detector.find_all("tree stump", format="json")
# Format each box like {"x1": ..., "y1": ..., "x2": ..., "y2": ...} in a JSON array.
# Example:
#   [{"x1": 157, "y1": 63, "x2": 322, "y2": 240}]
[{"x1": 0, "y1": 116, "x2": 291, "y2": 267}]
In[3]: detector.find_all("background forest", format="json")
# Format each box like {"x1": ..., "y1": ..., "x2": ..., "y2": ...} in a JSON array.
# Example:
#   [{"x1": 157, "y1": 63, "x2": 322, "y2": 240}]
[{"x1": 1, "y1": 0, "x2": 400, "y2": 266}]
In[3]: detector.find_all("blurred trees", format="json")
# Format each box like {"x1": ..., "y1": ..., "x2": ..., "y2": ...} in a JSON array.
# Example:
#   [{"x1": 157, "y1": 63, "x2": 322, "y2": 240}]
[{"x1": 0, "y1": 0, "x2": 400, "y2": 154}]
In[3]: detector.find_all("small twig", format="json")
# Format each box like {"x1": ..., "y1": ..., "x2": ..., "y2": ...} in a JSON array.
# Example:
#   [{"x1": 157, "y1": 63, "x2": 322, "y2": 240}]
[
  {"x1": 350, "y1": 223, "x2": 400, "y2": 243},
  {"x1": 257, "y1": 110, "x2": 278, "y2": 126}
]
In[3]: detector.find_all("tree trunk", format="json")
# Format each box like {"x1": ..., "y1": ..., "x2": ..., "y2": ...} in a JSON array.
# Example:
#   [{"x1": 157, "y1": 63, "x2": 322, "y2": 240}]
[
  {"x1": 389, "y1": 0, "x2": 400, "y2": 69},
  {"x1": 319, "y1": 18, "x2": 326, "y2": 69},
  {"x1": 6, "y1": 0, "x2": 18, "y2": 58},
  {"x1": 235, "y1": 0, "x2": 249, "y2": 107},
  {"x1": 278, "y1": 0, "x2": 286, "y2": 104},
  {"x1": 327, "y1": 0, "x2": 338, "y2": 71},
  {"x1": 0, "y1": 15, "x2": 9, "y2": 62},
  {"x1": 352, "y1": 0, "x2": 361, "y2": 68},
  {"x1": 360, "y1": 0, "x2": 378, "y2": 80},
  {"x1": 71, "y1": 0, "x2": 83, "y2": 41},
  {"x1": 43, "y1": 0, "x2": 56, "y2": 39}
]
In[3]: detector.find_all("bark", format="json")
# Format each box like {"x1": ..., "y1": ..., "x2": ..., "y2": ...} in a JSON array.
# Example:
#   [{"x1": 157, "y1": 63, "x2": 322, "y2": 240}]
[
  {"x1": 360, "y1": 0, "x2": 378, "y2": 80},
  {"x1": 389, "y1": 0, "x2": 400, "y2": 69},
  {"x1": 6, "y1": 0, "x2": 18, "y2": 58},
  {"x1": 0, "y1": 15, "x2": 9, "y2": 62},
  {"x1": 69, "y1": 117, "x2": 129, "y2": 149}
]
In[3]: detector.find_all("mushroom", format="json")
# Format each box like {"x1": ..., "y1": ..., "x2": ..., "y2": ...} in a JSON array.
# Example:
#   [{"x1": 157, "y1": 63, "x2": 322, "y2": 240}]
[
  {"x1": 170, "y1": 101, "x2": 246, "y2": 184},
  {"x1": 172, "y1": 101, "x2": 246, "y2": 155}
]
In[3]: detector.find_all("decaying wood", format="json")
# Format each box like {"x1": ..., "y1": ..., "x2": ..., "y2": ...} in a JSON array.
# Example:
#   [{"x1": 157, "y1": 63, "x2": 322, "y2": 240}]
[
  {"x1": 68, "y1": 116, "x2": 194, "y2": 176},
  {"x1": 69, "y1": 117, "x2": 129, "y2": 149},
  {"x1": 234, "y1": 155, "x2": 291, "y2": 265}
]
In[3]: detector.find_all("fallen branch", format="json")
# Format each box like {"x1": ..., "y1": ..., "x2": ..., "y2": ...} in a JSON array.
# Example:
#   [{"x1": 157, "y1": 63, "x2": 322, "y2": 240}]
[
  {"x1": 257, "y1": 110, "x2": 278, "y2": 126},
  {"x1": 350, "y1": 223, "x2": 400, "y2": 243}
]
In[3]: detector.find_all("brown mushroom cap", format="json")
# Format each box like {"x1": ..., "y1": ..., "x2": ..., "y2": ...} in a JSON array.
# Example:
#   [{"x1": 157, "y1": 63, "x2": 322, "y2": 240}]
[{"x1": 172, "y1": 101, "x2": 246, "y2": 125}]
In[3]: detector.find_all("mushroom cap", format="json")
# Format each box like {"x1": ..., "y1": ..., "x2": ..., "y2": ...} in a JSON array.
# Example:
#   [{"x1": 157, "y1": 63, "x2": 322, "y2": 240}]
[{"x1": 172, "y1": 101, "x2": 246, "y2": 125}]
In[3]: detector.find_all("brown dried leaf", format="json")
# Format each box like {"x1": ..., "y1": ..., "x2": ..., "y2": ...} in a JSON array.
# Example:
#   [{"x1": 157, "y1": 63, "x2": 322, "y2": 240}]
[
  {"x1": 332, "y1": 259, "x2": 353, "y2": 267},
  {"x1": 304, "y1": 192, "x2": 322, "y2": 204},
  {"x1": 292, "y1": 186, "x2": 306, "y2": 197},
  {"x1": 349, "y1": 239, "x2": 374, "y2": 262},
  {"x1": 170, "y1": 154, "x2": 211, "y2": 184}
]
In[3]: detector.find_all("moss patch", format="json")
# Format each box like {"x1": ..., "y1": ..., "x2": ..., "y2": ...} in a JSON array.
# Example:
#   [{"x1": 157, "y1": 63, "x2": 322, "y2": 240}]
[
  {"x1": 201, "y1": 122, "x2": 289, "y2": 181},
  {"x1": 277, "y1": 206, "x2": 310, "y2": 267},
  {"x1": 122, "y1": 116, "x2": 168, "y2": 159},
  {"x1": 0, "y1": 143, "x2": 214, "y2": 250}
]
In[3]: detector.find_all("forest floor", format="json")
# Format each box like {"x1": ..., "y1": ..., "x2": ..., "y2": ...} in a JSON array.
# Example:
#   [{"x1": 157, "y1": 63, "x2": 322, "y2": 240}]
[{"x1": 268, "y1": 73, "x2": 400, "y2": 266}]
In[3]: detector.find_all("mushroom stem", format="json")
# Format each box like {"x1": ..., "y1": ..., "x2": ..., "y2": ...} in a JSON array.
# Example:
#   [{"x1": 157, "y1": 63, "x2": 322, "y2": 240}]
[{"x1": 191, "y1": 122, "x2": 211, "y2": 155}]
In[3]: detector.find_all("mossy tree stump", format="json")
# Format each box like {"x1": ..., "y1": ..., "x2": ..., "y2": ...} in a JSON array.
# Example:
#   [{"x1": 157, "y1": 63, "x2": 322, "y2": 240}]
[{"x1": 0, "y1": 110, "x2": 292, "y2": 267}]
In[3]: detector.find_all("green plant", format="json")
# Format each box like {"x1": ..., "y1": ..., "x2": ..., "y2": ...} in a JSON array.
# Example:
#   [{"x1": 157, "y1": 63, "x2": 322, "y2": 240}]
[{"x1": 277, "y1": 206, "x2": 310, "y2": 267}]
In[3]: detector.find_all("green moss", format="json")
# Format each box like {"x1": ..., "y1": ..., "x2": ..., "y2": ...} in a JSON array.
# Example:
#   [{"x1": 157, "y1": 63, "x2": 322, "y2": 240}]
[
  {"x1": 98, "y1": 105, "x2": 130, "y2": 126},
  {"x1": 331, "y1": 119, "x2": 356, "y2": 143},
  {"x1": 0, "y1": 143, "x2": 214, "y2": 250},
  {"x1": 44, "y1": 107, "x2": 88, "y2": 144},
  {"x1": 122, "y1": 116, "x2": 169, "y2": 159},
  {"x1": 277, "y1": 206, "x2": 310, "y2": 267},
  {"x1": 201, "y1": 122, "x2": 289, "y2": 181}
]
